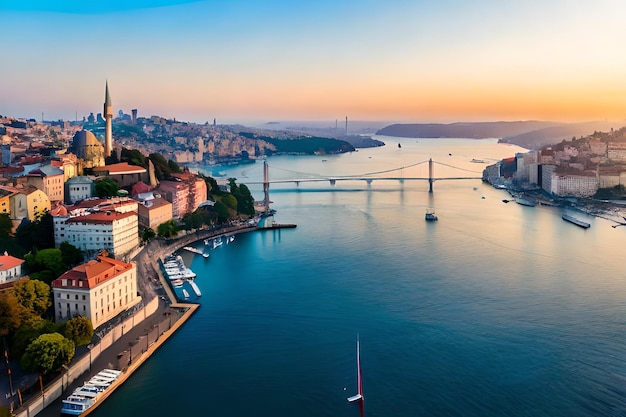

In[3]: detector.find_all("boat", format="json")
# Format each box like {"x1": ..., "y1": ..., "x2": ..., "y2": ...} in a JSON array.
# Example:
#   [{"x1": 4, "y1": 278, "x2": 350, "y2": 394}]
[
  {"x1": 226, "y1": 235, "x2": 235, "y2": 244},
  {"x1": 203, "y1": 253, "x2": 210, "y2": 259},
  {"x1": 347, "y1": 336, "x2": 364, "y2": 404},
  {"x1": 470, "y1": 158, "x2": 486, "y2": 163},
  {"x1": 515, "y1": 197, "x2": 536, "y2": 207},
  {"x1": 182, "y1": 288, "x2": 190, "y2": 298},
  {"x1": 212, "y1": 237, "x2": 223, "y2": 249},
  {"x1": 562, "y1": 213, "x2": 591, "y2": 229},
  {"x1": 61, "y1": 369, "x2": 121, "y2": 415},
  {"x1": 425, "y1": 208, "x2": 438, "y2": 221},
  {"x1": 170, "y1": 279, "x2": 184, "y2": 288},
  {"x1": 189, "y1": 280, "x2": 202, "y2": 297}
]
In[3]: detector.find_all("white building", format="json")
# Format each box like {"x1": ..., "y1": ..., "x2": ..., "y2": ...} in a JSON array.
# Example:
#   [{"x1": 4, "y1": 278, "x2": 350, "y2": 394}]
[
  {"x1": 65, "y1": 176, "x2": 95, "y2": 204},
  {"x1": 51, "y1": 256, "x2": 140, "y2": 328},
  {"x1": 550, "y1": 170, "x2": 598, "y2": 197},
  {"x1": 0, "y1": 254, "x2": 25, "y2": 285},
  {"x1": 54, "y1": 210, "x2": 138, "y2": 259}
]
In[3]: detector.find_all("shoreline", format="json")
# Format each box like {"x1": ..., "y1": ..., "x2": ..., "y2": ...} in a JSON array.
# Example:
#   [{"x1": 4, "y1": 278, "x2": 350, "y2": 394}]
[{"x1": 19, "y1": 222, "x2": 275, "y2": 417}]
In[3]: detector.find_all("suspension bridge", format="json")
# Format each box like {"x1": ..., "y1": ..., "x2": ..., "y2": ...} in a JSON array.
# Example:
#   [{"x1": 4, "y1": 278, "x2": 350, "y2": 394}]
[{"x1": 245, "y1": 158, "x2": 484, "y2": 212}]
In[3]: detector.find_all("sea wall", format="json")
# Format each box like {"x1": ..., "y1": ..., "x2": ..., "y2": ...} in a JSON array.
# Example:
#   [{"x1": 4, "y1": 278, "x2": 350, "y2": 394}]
[{"x1": 13, "y1": 297, "x2": 159, "y2": 417}]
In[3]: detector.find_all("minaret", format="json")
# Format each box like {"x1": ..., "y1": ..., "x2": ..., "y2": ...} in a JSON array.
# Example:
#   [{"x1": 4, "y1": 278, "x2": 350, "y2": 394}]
[{"x1": 104, "y1": 81, "x2": 113, "y2": 157}]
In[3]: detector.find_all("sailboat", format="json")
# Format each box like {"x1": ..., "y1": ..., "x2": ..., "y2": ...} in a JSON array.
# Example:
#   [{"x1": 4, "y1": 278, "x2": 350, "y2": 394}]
[{"x1": 347, "y1": 336, "x2": 363, "y2": 403}]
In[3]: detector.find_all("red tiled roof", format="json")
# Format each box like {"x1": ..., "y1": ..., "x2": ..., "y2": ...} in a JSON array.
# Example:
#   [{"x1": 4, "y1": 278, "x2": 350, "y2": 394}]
[
  {"x1": 92, "y1": 162, "x2": 146, "y2": 175},
  {"x1": 0, "y1": 255, "x2": 24, "y2": 271},
  {"x1": 51, "y1": 256, "x2": 134, "y2": 289},
  {"x1": 65, "y1": 211, "x2": 136, "y2": 224}
]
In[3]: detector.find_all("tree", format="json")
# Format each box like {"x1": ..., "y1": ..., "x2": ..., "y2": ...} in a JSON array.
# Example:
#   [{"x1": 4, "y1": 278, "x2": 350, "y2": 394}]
[
  {"x1": 0, "y1": 292, "x2": 24, "y2": 337},
  {"x1": 95, "y1": 178, "x2": 119, "y2": 198},
  {"x1": 60, "y1": 241, "x2": 83, "y2": 268},
  {"x1": 21, "y1": 333, "x2": 74, "y2": 375},
  {"x1": 141, "y1": 227, "x2": 156, "y2": 244},
  {"x1": 0, "y1": 213, "x2": 13, "y2": 239},
  {"x1": 64, "y1": 316, "x2": 93, "y2": 347},
  {"x1": 237, "y1": 183, "x2": 255, "y2": 216},
  {"x1": 213, "y1": 201, "x2": 230, "y2": 223},
  {"x1": 14, "y1": 211, "x2": 55, "y2": 252},
  {"x1": 24, "y1": 248, "x2": 66, "y2": 284},
  {"x1": 12, "y1": 279, "x2": 51, "y2": 316},
  {"x1": 157, "y1": 220, "x2": 179, "y2": 238}
]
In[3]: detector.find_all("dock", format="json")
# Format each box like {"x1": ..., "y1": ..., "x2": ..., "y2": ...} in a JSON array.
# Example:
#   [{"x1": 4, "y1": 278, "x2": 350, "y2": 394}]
[
  {"x1": 258, "y1": 223, "x2": 297, "y2": 230},
  {"x1": 182, "y1": 246, "x2": 208, "y2": 257}
]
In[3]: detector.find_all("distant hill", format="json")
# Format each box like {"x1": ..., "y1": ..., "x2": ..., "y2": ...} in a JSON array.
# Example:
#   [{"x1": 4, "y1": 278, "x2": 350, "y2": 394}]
[
  {"x1": 377, "y1": 121, "x2": 560, "y2": 139},
  {"x1": 499, "y1": 121, "x2": 623, "y2": 149},
  {"x1": 376, "y1": 121, "x2": 624, "y2": 150}
]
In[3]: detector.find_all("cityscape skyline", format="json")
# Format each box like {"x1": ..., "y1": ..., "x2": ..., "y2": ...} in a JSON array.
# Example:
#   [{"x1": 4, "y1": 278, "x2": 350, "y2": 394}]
[{"x1": 3, "y1": 0, "x2": 626, "y2": 125}]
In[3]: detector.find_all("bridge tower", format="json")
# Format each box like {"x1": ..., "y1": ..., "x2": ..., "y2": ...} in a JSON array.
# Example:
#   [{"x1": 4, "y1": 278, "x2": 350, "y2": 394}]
[
  {"x1": 263, "y1": 160, "x2": 271, "y2": 212},
  {"x1": 428, "y1": 158, "x2": 434, "y2": 193}
]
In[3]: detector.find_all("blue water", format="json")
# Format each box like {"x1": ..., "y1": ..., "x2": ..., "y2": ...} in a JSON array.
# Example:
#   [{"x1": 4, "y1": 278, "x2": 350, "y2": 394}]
[{"x1": 93, "y1": 138, "x2": 626, "y2": 416}]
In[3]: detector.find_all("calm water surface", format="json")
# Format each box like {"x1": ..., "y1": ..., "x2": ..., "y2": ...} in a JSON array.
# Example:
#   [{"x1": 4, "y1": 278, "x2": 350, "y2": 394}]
[{"x1": 94, "y1": 138, "x2": 626, "y2": 416}]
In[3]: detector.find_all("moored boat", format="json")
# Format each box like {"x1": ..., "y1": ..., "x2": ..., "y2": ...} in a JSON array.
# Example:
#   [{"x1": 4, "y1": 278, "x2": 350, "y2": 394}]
[
  {"x1": 61, "y1": 369, "x2": 121, "y2": 416},
  {"x1": 562, "y1": 213, "x2": 591, "y2": 229}
]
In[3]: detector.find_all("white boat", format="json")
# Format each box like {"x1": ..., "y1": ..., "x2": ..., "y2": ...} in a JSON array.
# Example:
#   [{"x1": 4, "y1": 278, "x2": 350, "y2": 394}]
[
  {"x1": 182, "y1": 288, "x2": 190, "y2": 298},
  {"x1": 347, "y1": 336, "x2": 364, "y2": 404},
  {"x1": 61, "y1": 369, "x2": 121, "y2": 416},
  {"x1": 170, "y1": 279, "x2": 184, "y2": 288},
  {"x1": 189, "y1": 280, "x2": 202, "y2": 297},
  {"x1": 212, "y1": 237, "x2": 223, "y2": 249},
  {"x1": 226, "y1": 235, "x2": 235, "y2": 244}
]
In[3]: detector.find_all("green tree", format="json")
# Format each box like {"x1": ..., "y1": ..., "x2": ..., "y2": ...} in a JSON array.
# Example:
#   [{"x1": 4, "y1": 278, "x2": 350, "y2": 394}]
[
  {"x1": 21, "y1": 333, "x2": 74, "y2": 374},
  {"x1": 221, "y1": 194, "x2": 238, "y2": 211},
  {"x1": 11, "y1": 317, "x2": 57, "y2": 359},
  {"x1": 157, "y1": 220, "x2": 179, "y2": 238},
  {"x1": 24, "y1": 248, "x2": 66, "y2": 284},
  {"x1": 237, "y1": 183, "x2": 256, "y2": 216},
  {"x1": 141, "y1": 227, "x2": 156, "y2": 244},
  {"x1": 12, "y1": 279, "x2": 51, "y2": 316},
  {"x1": 0, "y1": 212, "x2": 13, "y2": 239},
  {"x1": 213, "y1": 201, "x2": 230, "y2": 223},
  {"x1": 14, "y1": 211, "x2": 55, "y2": 252},
  {"x1": 64, "y1": 315, "x2": 93, "y2": 347},
  {"x1": 60, "y1": 241, "x2": 84, "y2": 268},
  {"x1": 0, "y1": 292, "x2": 24, "y2": 337},
  {"x1": 182, "y1": 211, "x2": 204, "y2": 230},
  {"x1": 95, "y1": 178, "x2": 119, "y2": 198}
]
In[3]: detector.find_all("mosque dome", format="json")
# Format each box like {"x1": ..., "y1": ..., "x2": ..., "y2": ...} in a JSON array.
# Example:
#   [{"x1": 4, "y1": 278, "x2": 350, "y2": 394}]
[{"x1": 70, "y1": 130, "x2": 105, "y2": 169}]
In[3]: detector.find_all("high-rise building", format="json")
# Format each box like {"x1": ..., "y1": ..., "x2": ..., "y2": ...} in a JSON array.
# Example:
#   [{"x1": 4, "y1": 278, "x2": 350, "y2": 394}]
[{"x1": 104, "y1": 81, "x2": 113, "y2": 157}]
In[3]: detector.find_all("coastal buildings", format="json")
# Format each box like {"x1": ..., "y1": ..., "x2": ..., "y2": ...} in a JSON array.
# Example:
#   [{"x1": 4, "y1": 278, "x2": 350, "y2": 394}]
[
  {"x1": 134, "y1": 192, "x2": 173, "y2": 229},
  {"x1": 157, "y1": 172, "x2": 207, "y2": 219},
  {"x1": 0, "y1": 254, "x2": 25, "y2": 285},
  {"x1": 51, "y1": 256, "x2": 140, "y2": 329},
  {"x1": 53, "y1": 209, "x2": 138, "y2": 259}
]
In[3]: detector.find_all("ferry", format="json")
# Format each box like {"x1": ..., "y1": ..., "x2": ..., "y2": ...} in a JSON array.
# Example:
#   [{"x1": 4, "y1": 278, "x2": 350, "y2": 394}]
[
  {"x1": 61, "y1": 369, "x2": 121, "y2": 415},
  {"x1": 562, "y1": 213, "x2": 591, "y2": 229}
]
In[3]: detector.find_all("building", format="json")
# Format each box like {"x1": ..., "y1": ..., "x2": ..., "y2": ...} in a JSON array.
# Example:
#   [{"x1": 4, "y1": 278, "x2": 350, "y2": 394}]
[
  {"x1": 69, "y1": 130, "x2": 105, "y2": 170},
  {"x1": 0, "y1": 254, "x2": 25, "y2": 285},
  {"x1": 104, "y1": 82, "x2": 113, "y2": 158},
  {"x1": 54, "y1": 210, "x2": 138, "y2": 259},
  {"x1": 65, "y1": 176, "x2": 95, "y2": 204},
  {"x1": 134, "y1": 192, "x2": 173, "y2": 229},
  {"x1": 0, "y1": 186, "x2": 15, "y2": 216},
  {"x1": 550, "y1": 169, "x2": 598, "y2": 197},
  {"x1": 92, "y1": 162, "x2": 147, "y2": 188},
  {"x1": 2, "y1": 184, "x2": 50, "y2": 221},
  {"x1": 157, "y1": 172, "x2": 207, "y2": 219},
  {"x1": 51, "y1": 153, "x2": 79, "y2": 181},
  {"x1": 51, "y1": 256, "x2": 140, "y2": 328},
  {"x1": 26, "y1": 164, "x2": 65, "y2": 203}
]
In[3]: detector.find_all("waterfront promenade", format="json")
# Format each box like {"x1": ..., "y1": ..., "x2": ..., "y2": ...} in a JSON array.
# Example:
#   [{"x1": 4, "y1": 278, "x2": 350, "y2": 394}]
[{"x1": 14, "y1": 222, "x2": 260, "y2": 417}]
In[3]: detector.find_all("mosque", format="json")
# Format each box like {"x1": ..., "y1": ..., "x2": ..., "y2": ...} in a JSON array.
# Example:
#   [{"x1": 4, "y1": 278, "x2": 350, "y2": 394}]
[{"x1": 68, "y1": 82, "x2": 113, "y2": 174}]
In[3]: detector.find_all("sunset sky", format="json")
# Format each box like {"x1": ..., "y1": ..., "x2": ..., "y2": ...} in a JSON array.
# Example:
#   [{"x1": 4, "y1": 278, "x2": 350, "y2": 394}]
[{"x1": 2, "y1": 0, "x2": 626, "y2": 125}]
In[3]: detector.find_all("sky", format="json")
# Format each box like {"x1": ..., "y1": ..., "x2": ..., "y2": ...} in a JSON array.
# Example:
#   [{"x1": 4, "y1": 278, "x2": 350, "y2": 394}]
[{"x1": 2, "y1": 0, "x2": 626, "y2": 125}]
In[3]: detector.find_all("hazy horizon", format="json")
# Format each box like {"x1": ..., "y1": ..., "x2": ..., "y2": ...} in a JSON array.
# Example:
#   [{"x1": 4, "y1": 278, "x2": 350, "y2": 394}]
[{"x1": 3, "y1": 1, "x2": 626, "y2": 125}]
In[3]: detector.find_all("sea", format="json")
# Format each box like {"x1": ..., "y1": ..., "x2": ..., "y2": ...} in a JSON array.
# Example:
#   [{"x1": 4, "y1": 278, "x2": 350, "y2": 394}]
[{"x1": 92, "y1": 137, "x2": 626, "y2": 417}]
